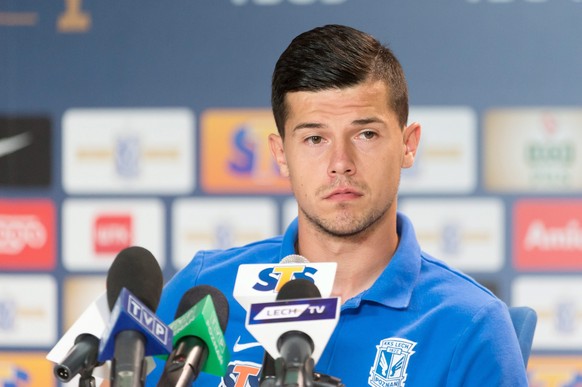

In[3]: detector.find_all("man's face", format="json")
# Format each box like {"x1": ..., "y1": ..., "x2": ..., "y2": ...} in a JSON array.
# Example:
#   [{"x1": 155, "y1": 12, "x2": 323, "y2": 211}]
[{"x1": 269, "y1": 79, "x2": 419, "y2": 238}]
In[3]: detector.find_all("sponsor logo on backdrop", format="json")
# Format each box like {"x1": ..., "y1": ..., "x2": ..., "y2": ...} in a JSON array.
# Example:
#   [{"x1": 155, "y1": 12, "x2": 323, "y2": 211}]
[
  {"x1": 484, "y1": 109, "x2": 582, "y2": 192},
  {"x1": 513, "y1": 276, "x2": 582, "y2": 350},
  {"x1": 58, "y1": 0, "x2": 91, "y2": 33},
  {"x1": 0, "y1": 116, "x2": 51, "y2": 187},
  {"x1": 515, "y1": 200, "x2": 582, "y2": 270},
  {"x1": 527, "y1": 356, "x2": 582, "y2": 386},
  {"x1": 0, "y1": 353, "x2": 55, "y2": 386},
  {"x1": 172, "y1": 198, "x2": 277, "y2": 269},
  {"x1": 0, "y1": 275, "x2": 56, "y2": 346},
  {"x1": 0, "y1": 200, "x2": 55, "y2": 270},
  {"x1": 62, "y1": 199, "x2": 165, "y2": 271},
  {"x1": 93, "y1": 214, "x2": 133, "y2": 254},
  {"x1": 62, "y1": 108, "x2": 194, "y2": 194},
  {"x1": 0, "y1": 10, "x2": 38, "y2": 27},
  {"x1": 398, "y1": 198, "x2": 504, "y2": 272},
  {"x1": 0, "y1": 0, "x2": 88, "y2": 32},
  {"x1": 400, "y1": 107, "x2": 476, "y2": 194},
  {"x1": 200, "y1": 109, "x2": 291, "y2": 193}
]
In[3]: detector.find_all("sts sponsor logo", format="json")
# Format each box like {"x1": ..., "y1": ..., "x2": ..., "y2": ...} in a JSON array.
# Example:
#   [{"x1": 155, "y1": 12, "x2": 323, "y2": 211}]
[
  {"x1": 369, "y1": 338, "x2": 416, "y2": 387},
  {"x1": 219, "y1": 361, "x2": 261, "y2": 387},
  {"x1": 252, "y1": 265, "x2": 316, "y2": 292},
  {"x1": 200, "y1": 109, "x2": 290, "y2": 193}
]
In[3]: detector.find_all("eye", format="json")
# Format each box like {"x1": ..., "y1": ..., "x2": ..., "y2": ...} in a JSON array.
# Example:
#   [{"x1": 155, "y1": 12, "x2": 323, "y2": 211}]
[
  {"x1": 306, "y1": 135, "x2": 323, "y2": 145},
  {"x1": 358, "y1": 130, "x2": 377, "y2": 140}
]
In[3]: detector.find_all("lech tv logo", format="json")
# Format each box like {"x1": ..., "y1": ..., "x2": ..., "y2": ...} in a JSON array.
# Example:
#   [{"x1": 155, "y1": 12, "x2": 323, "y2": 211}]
[{"x1": 246, "y1": 297, "x2": 340, "y2": 363}]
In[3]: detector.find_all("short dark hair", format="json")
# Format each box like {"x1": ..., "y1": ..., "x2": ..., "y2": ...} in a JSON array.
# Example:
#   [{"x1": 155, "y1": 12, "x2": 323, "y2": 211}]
[{"x1": 271, "y1": 24, "x2": 409, "y2": 138}]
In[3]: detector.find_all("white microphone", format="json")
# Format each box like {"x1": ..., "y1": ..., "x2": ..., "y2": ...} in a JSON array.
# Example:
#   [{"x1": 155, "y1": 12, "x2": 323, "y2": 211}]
[
  {"x1": 233, "y1": 254, "x2": 337, "y2": 312},
  {"x1": 249, "y1": 278, "x2": 340, "y2": 386}
]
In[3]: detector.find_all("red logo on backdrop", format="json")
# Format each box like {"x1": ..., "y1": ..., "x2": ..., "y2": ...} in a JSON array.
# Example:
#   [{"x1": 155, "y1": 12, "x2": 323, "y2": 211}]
[
  {"x1": 0, "y1": 200, "x2": 55, "y2": 270},
  {"x1": 93, "y1": 214, "x2": 133, "y2": 254},
  {"x1": 514, "y1": 200, "x2": 582, "y2": 270}
]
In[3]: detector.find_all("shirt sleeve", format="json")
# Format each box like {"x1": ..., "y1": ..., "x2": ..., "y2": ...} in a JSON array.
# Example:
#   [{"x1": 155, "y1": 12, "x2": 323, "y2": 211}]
[{"x1": 447, "y1": 300, "x2": 529, "y2": 387}]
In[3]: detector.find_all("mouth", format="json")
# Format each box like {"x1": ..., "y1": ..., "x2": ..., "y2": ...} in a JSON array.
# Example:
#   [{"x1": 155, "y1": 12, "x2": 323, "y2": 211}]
[{"x1": 324, "y1": 187, "x2": 364, "y2": 201}]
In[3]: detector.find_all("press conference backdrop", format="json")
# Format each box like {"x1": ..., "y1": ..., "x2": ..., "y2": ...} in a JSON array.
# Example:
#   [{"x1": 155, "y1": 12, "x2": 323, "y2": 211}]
[{"x1": 1, "y1": 0, "x2": 581, "y2": 385}]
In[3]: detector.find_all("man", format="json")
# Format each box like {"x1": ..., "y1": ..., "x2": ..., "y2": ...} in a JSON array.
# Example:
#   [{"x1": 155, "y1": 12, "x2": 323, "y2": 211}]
[{"x1": 147, "y1": 24, "x2": 528, "y2": 386}]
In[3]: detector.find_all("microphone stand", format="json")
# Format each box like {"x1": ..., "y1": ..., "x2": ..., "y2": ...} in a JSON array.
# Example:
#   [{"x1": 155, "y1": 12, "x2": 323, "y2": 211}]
[
  {"x1": 259, "y1": 356, "x2": 344, "y2": 387},
  {"x1": 78, "y1": 366, "x2": 97, "y2": 387},
  {"x1": 313, "y1": 372, "x2": 345, "y2": 387}
]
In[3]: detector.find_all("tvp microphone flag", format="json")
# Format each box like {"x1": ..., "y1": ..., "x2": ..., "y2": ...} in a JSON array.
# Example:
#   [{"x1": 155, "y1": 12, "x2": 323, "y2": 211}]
[{"x1": 98, "y1": 246, "x2": 172, "y2": 387}]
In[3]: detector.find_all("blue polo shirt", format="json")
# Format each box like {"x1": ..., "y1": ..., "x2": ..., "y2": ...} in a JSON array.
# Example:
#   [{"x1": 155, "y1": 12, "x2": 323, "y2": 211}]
[{"x1": 146, "y1": 213, "x2": 528, "y2": 386}]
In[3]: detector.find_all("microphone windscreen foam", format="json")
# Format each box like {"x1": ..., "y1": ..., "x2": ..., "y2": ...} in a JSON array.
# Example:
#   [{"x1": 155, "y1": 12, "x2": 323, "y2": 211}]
[
  {"x1": 175, "y1": 285, "x2": 230, "y2": 333},
  {"x1": 276, "y1": 278, "x2": 321, "y2": 301},
  {"x1": 279, "y1": 254, "x2": 309, "y2": 264},
  {"x1": 106, "y1": 246, "x2": 163, "y2": 312}
]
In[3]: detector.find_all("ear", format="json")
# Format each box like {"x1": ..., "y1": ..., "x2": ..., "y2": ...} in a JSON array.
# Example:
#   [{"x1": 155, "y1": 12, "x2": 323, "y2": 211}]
[
  {"x1": 268, "y1": 133, "x2": 289, "y2": 177},
  {"x1": 402, "y1": 122, "x2": 421, "y2": 169}
]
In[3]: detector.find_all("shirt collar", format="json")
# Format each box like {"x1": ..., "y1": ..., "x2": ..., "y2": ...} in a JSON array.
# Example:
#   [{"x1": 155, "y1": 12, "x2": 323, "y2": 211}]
[
  {"x1": 362, "y1": 213, "x2": 421, "y2": 309},
  {"x1": 280, "y1": 217, "x2": 299, "y2": 258},
  {"x1": 280, "y1": 213, "x2": 421, "y2": 309}
]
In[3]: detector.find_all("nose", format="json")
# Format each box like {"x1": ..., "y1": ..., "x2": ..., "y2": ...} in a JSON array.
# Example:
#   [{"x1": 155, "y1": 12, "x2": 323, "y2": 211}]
[{"x1": 328, "y1": 138, "x2": 356, "y2": 177}]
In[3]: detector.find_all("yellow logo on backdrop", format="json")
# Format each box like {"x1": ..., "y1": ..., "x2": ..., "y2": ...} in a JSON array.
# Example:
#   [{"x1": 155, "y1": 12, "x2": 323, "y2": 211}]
[
  {"x1": 200, "y1": 109, "x2": 291, "y2": 194},
  {"x1": 527, "y1": 356, "x2": 582, "y2": 386},
  {"x1": 0, "y1": 353, "x2": 55, "y2": 386},
  {"x1": 58, "y1": 0, "x2": 91, "y2": 33},
  {"x1": 0, "y1": 0, "x2": 90, "y2": 31}
]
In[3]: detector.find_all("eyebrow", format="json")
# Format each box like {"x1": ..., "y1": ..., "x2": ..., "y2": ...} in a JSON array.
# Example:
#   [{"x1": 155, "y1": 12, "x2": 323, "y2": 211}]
[
  {"x1": 352, "y1": 117, "x2": 385, "y2": 126},
  {"x1": 292, "y1": 116, "x2": 385, "y2": 132},
  {"x1": 292, "y1": 122, "x2": 325, "y2": 131}
]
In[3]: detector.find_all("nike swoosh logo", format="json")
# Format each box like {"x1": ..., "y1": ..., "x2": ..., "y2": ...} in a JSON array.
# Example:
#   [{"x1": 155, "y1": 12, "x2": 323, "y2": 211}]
[
  {"x1": 233, "y1": 336, "x2": 262, "y2": 352},
  {"x1": 0, "y1": 132, "x2": 33, "y2": 158}
]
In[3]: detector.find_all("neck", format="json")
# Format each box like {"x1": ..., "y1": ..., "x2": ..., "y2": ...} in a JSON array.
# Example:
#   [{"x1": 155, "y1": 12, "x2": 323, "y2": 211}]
[{"x1": 295, "y1": 212, "x2": 399, "y2": 303}]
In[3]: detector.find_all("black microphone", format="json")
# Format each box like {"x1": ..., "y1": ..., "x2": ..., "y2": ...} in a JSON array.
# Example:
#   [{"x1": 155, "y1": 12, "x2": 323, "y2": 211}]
[
  {"x1": 276, "y1": 278, "x2": 321, "y2": 387},
  {"x1": 53, "y1": 333, "x2": 101, "y2": 385},
  {"x1": 157, "y1": 285, "x2": 230, "y2": 387},
  {"x1": 259, "y1": 255, "x2": 310, "y2": 387},
  {"x1": 98, "y1": 246, "x2": 167, "y2": 387}
]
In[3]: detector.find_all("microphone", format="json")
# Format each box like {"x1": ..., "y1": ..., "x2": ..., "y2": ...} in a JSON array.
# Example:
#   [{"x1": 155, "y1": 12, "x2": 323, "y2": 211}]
[
  {"x1": 55, "y1": 334, "x2": 100, "y2": 384},
  {"x1": 275, "y1": 278, "x2": 321, "y2": 387},
  {"x1": 248, "y1": 278, "x2": 340, "y2": 387},
  {"x1": 157, "y1": 285, "x2": 230, "y2": 387},
  {"x1": 259, "y1": 254, "x2": 309, "y2": 387},
  {"x1": 47, "y1": 292, "x2": 110, "y2": 386},
  {"x1": 233, "y1": 254, "x2": 337, "y2": 312},
  {"x1": 97, "y1": 246, "x2": 173, "y2": 387},
  {"x1": 280, "y1": 254, "x2": 310, "y2": 264}
]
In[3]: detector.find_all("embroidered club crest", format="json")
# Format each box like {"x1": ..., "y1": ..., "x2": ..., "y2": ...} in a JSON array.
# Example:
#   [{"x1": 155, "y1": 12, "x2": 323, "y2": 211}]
[{"x1": 368, "y1": 337, "x2": 416, "y2": 387}]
